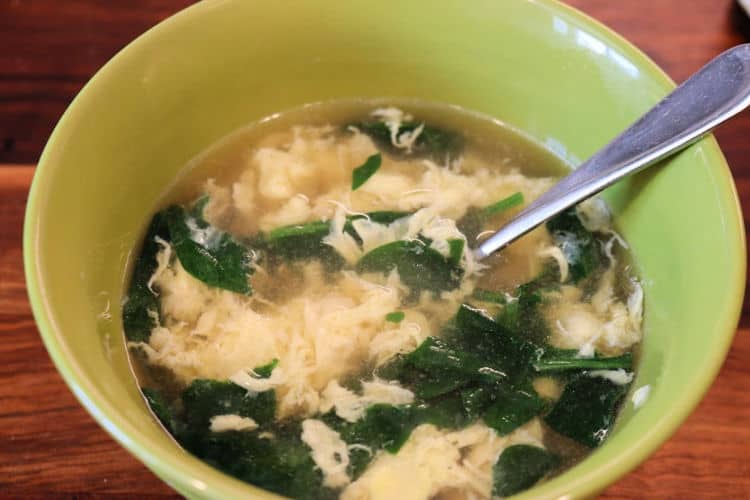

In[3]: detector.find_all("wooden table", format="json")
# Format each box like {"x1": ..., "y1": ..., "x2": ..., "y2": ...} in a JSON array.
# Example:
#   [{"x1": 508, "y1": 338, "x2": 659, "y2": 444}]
[{"x1": 1, "y1": 1, "x2": 749, "y2": 497}]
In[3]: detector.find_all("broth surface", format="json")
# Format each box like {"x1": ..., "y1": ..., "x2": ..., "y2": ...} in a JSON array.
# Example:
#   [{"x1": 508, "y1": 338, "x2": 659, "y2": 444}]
[{"x1": 125, "y1": 100, "x2": 643, "y2": 499}]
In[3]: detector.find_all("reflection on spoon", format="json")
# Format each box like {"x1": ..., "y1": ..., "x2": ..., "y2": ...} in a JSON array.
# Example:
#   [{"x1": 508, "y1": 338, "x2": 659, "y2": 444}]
[{"x1": 475, "y1": 44, "x2": 750, "y2": 260}]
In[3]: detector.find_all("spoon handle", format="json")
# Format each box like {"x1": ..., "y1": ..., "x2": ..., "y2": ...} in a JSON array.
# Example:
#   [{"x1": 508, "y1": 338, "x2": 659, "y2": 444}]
[{"x1": 475, "y1": 43, "x2": 750, "y2": 260}]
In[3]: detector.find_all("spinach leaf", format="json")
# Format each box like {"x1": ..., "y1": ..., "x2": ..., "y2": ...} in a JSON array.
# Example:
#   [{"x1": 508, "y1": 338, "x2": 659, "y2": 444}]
[
  {"x1": 493, "y1": 445, "x2": 559, "y2": 497},
  {"x1": 392, "y1": 305, "x2": 539, "y2": 388},
  {"x1": 405, "y1": 336, "x2": 483, "y2": 376},
  {"x1": 181, "y1": 379, "x2": 276, "y2": 430},
  {"x1": 546, "y1": 207, "x2": 602, "y2": 283},
  {"x1": 356, "y1": 240, "x2": 462, "y2": 294},
  {"x1": 495, "y1": 276, "x2": 554, "y2": 346},
  {"x1": 330, "y1": 396, "x2": 470, "y2": 461},
  {"x1": 266, "y1": 211, "x2": 410, "y2": 245},
  {"x1": 544, "y1": 374, "x2": 629, "y2": 448},
  {"x1": 253, "y1": 358, "x2": 279, "y2": 378},
  {"x1": 460, "y1": 385, "x2": 498, "y2": 420},
  {"x1": 264, "y1": 220, "x2": 344, "y2": 269},
  {"x1": 123, "y1": 212, "x2": 169, "y2": 342},
  {"x1": 354, "y1": 210, "x2": 411, "y2": 226},
  {"x1": 376, "y1": 307, "x2": 549, "y2": 441},
  {"x1": 384, "y1": 359, "x2": 467, "y2": 400},
  {"x1": 401, "y1": 336, "x2": 505, "y2": 398},
  {"x1": 347, "y1": 445, "x2": 375, "y2": 481},
  {"x1": 482, "y1": 388, "x2": 545, "y2": 435},
  {"x1": 447, "y1": 238, "x2": 465, "y2": 267},
  {"x1": 195, "y1": 426, "x2": 336, "y2": 500},
  {"x1": 262, "y1": 210, "x2": 409, "y2": 267},
  {"x1": 266, "y1": 220, "x2": 330, "y2": 243},
  {"x1": 413, "y1": 394, "x2": 470, "y2": 429},
  {"x1": 471, "y1": 288, "x2": 507, "y2": 304},
  {"x1": 164, "y1": 205, "x2": 253, "y2": 294},
  {"x1": 456, "y1": 192, "x2": 524, "y2": 245},
  {"x1": 453, "y1": 304, "x2": 539, "y2": 383},
  {"x1": 480, "y1": 191, "x2": 524, "y2": 218},
  {"x1": 351, "y1": 153, "x2": 382, "y2": 190},
  {"x1": 410, "y1": 373, "x2": 469, "y2": 400},
  {"x1": 142, "y1": 387, "x2": 178, "y2": 434},
  {"x1": 380, "y1": 331, "x2": 541, "y2": 431},
  {"x1": 344, "y1": 210, "x2": 410, "y2": 245},
  {"x1": 353, "y1": 121, "x2": 462, "y2": 161},
  {"x1": 460, "y1": 385, "x2": 544, "y2": 435},
  {"x1": 338, "y1": 404, "x2": 418, "y2": 454},
  {"x1": 533, "y1": 350, "x2": 632, "y2": 373},
  {"x1": 385, "y1": 311, "x2": 405, "y2": 323}
]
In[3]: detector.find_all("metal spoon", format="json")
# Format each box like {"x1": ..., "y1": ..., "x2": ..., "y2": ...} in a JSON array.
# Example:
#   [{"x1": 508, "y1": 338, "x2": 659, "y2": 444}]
[{"x1": 474, "y1": 43, "x2": 750, "y2": 261}]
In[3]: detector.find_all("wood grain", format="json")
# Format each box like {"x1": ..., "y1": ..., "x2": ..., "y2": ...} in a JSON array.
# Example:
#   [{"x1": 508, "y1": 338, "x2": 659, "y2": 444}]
[
  {"x1": 1, "y1": 0, "x2": 749, "y2": 498},
  {"x1": 0, "y1": 0, "x2": 197, "y2": 164}
]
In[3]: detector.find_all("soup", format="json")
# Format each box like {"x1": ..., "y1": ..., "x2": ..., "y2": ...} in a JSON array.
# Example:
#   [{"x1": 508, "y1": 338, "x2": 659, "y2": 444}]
[{"x1": 124, "y1": 100, "x2": 643, "y2": 499}]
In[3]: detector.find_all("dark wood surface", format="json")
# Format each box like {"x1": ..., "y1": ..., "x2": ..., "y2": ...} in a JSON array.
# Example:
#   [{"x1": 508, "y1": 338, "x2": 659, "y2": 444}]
[{"x1": 1, "y1": 0, "x2": 749, "y2": 497}]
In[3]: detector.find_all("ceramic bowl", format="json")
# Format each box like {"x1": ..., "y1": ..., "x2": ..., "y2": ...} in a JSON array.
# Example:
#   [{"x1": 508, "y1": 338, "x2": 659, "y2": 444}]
[{"x1": 24, "y1": 0, "x2": 745, "y2": 498}]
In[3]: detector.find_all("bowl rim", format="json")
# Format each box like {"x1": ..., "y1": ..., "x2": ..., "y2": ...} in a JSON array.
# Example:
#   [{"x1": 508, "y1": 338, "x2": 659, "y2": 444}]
[{"x1": 23, "y1": 0, "x2": 746, "y2": 498}]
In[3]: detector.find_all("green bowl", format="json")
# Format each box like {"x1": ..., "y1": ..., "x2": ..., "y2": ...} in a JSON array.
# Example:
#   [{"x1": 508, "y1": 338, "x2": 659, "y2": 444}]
[{"x1": 24, "y1": 0, "x2": 745, "y2": 498}]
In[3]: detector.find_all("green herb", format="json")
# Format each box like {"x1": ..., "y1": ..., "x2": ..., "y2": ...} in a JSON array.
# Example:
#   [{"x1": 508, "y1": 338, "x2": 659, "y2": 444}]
[
  {"x1": 453, "y1": 304, "x2": 539, "y2": 383},
  {"x1": 493, "y1": 445, "x2": 559, "y2": 497},
  {"x1": 405, "y1": 336, "x2": 481, "y2": 375},
  {"x1": 343, "y1": 211, "x2": 411, "y2": 248},
  {"x1": 356, "y1": 240, "x2": 462, "y2": 294},
  {"x1": 459, "y1": 385, "x2": 544, "y2": 435},
  {"x1": 403, "y1": 336, "x2": 496, "y2": 399},
  {"x1": 460, "y1": 385, "x2": 497, "y2": 420},
  {"x1": 480, "y1": 191, "x2": 524, "y2": 218},
  {"x1": 482, "y1": 388, "x2": 545, "y2": 435},
  {"x1": 329, "y1": 397, "x2": 470, "y2": 460},
  {"x1": 447, "y1": 239, "x2": 465, "y2": 267},
  {"x1": 341, "y1": 404, "x2": 418, "y2": 453},
  {"x1": 533, "y1": 350, "x2": 632, "y2": 373},
  {"x1": 352, "y1": 121, "x2": 463, "y2": 161},
  {"x1": 408, "y1": 370, "x2": 476, "y2": 399},
  {"x1": 351, "y1": 153, "x2": 382, "y2": 190},
  {"x1": 123, "y1": 212, "x2": 169, "y2": 342},
  {"x1": 495, "y1": 274, "x2": 555, "y2": 346},
  {"x1": 394, "y1": 336, "x2": 515, "y2": 400},
  {"x1": 265, "y1": 211, "x2": 402, "y2": 245},
  {"x1": 266, "y1": 220, "x2": 330, "y2": 242},
  {"x1": 495, "y1": 297, "x2": 521, "y2": 332},
  {"x1": 372, "y1": 331, "x2": 543, "y2": 436},
  {"x1": 379, "y1": 329, "x2": 543, "y2": 432},
  {"x1": 355, "y1": 210, "x2": 410, "y2": 226},
  {"x1": 194, "y1": 426, "x2": 336, "y2": 500},
  {"x1": 413, "y1": 394, "x2": 469, "y2": 429},
  {"x1": 164, "y1": 205, "x2": 253, "y2": 294},
  {"x1": 264, "y1": 220, "x2": 344, "y2": 269},
  {"x1": 456, "y1": 191, "x2": 524, "y2": 245},
  {"x1": 544, "y1": 374, "x2": 629, "y2": 448},
  {"x1": 385, "y1": 311, "x2": 405, "y2": 323},
  {"x1": 181, "y1": 379, "x2": 276, "y2": 430},
  {"x1": 262, "y1": 210, "x2": 409, "y2": 267},
  {"x1": 546, "y1": 207, "x2": 602, "y2": 283},
  {"x1": 253, "y1": 358, "x2": 280, "y2": 378}
]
